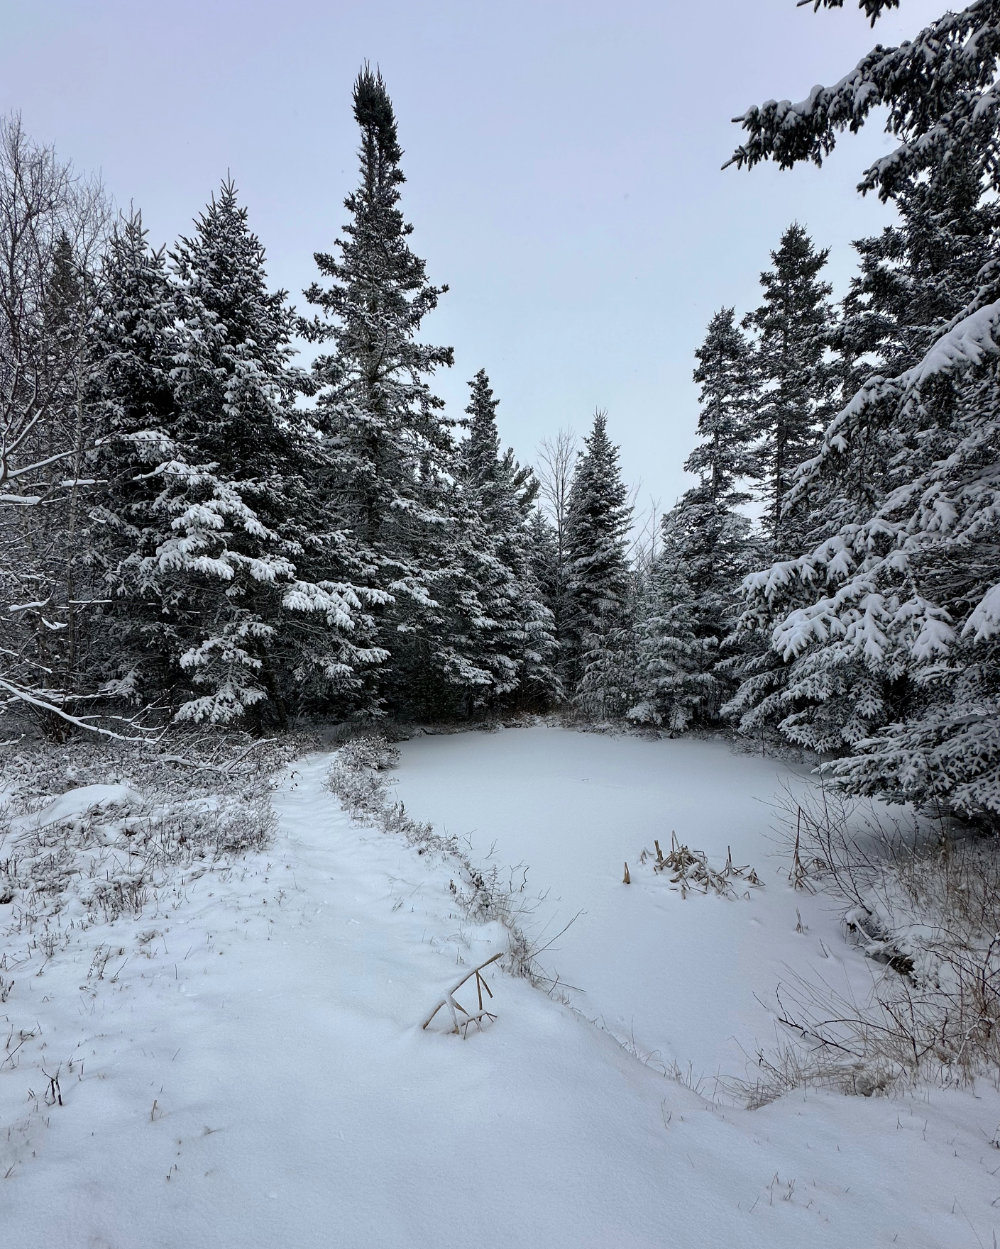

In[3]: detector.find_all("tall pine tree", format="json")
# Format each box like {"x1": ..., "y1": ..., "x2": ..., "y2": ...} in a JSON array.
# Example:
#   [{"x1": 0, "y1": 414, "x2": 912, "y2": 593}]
[
  {"x1": 564, "y1": 410, "x2": 633, "y2": 717},
  {"x1": 745, "y1": 223, "x2": 838, "y2": 556},
  {"x1": 305, "y1": 67, "x2": 466, "y2": 718}
]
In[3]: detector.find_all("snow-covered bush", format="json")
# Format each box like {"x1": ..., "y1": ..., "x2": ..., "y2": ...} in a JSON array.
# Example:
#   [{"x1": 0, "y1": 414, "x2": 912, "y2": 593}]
[
  {"x1": 336, "y1": 735, "x2": 401, "y2": 773},
  {"x1": 326, "y1": 735, "x2": 405, "y2": 822},
  {"x1": 0, "y1": 734, "x2": 286, "y2": 956}
]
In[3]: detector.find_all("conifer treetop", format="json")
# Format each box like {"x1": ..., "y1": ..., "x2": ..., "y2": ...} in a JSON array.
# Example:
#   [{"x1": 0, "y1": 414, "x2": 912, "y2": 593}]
[
  {"x1": 353, "y1": 65, "x2": 402, "y2": 167},
  {"x1": 462, "y1": 369, "x2": 502, "y2": 488},
  {"x1": 686, "y1": 306, "x2": 758, "y2": 507}
]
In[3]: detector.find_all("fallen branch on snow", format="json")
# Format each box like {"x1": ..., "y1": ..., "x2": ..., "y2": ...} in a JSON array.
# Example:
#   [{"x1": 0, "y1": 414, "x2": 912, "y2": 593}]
[{"x1": 421, "y1": 952, "x2": 503, "y2": 1037}]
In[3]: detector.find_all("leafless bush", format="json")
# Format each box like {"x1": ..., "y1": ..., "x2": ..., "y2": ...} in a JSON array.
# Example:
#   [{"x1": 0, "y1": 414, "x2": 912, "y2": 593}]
[{"x1": 747, "y1": 784, "x2": 1000, "y2": 1101}]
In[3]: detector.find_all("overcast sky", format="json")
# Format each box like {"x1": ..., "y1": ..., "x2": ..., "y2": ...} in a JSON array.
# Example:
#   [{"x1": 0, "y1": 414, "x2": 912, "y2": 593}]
[{"x1": 3, "y1": 0, "x2": 944, "y2": 514}]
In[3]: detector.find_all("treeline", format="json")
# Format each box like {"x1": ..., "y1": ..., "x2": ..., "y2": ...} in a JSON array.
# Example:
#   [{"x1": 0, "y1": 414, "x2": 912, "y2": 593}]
[
  {"x1": 2, "y1": 1, "x2": 999, "y2": 835},
  {"x1": 632, "y1": 0, "x2": 1000, "y2": 834},
  {"x1": 0, "y1": 75, "x2": 562, "y2": 732}
]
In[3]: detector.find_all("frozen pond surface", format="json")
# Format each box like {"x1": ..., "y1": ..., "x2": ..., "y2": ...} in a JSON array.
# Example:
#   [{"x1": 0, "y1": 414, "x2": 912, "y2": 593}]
[{"x1": 395, "y1": 726, "x2": 862, "y2": 1084}]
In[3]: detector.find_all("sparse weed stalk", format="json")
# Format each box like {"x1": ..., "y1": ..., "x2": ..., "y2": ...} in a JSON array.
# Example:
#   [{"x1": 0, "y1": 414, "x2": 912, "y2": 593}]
[{"x1": 637, "y1": 832, "x2": 763, "y2": 899}]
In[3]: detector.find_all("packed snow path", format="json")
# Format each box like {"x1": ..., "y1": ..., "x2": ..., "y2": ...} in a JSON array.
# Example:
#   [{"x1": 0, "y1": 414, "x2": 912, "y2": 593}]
[{"x1": 3, "y1": 745, "x2": 999, "y2": 1248}]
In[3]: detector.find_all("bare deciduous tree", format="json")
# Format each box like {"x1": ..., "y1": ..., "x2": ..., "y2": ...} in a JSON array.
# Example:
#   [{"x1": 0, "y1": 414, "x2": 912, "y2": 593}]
[
  {"x1": 0, "y1": 114, "x2": 107, "y2": 502},
  {"x1": 536, "y1": 427, "x2": 576, "y2": 564},
  {"x1": 0, "y1": 113, "x2": 113, "y2": 736}
]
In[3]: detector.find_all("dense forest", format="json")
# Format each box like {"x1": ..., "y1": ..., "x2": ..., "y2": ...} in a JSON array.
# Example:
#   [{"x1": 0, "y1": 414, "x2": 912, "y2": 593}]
[{"x1": 2, "y1": 0, "x2": 998, "y2": 836}]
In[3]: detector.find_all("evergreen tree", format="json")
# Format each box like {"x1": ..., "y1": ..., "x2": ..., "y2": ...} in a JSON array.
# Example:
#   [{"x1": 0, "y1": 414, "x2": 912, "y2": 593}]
[
  {"x1": 88, "y1": 213, "x2": 181, "y2": 708},
  {"x1": 305, "y1": 67, "x2": 464, "y2": 718},
  {"x1": 629, "y1": 512, "x2": 716, "y2": 732},
  {"x1": 633, "y1": 309, "x2": 758, "y2": 729},
  {"x1": 564, "y1": 410, "x2": 633, "y2": 716},
  {"x1": 727, "y1": 151, "x2": 1000, "y2": 760},
  {"x1": 840, "y1": 157, "x2": 998, "y2": 389},
  {"x1": 726, "y1": 0, "x2": 1000, "y2": 827},
  {"x1": 455, "y1": 370, "x2": 557, "y2": 710},
  {"x1": 721, "y1": 227, "x2": 839, "y2": 741},
  {"x1": 728, "y1": 0, "x2": 1000, "y2": 204},
  {"x1": 745, "y1": 223, "x2": 838, "y2": 556},
  {"x1": 527, "y1": 505, "x2": 561, "y2": 656},
  {"x1": 684, "y1": 306, "x2": 761, "y2": 707},
  {"x1": 687, "y1": 307, "x2": 759, "y2": 507},
  {"x1": 94, "y1": 189, "x2": 377, "y2": 726}
]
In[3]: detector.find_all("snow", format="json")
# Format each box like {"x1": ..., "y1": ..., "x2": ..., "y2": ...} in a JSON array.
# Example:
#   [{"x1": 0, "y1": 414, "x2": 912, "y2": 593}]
[
  {"x1": 3, "y1": 733, "x2": 1000, "y2": 1248},
  {"x1": 28, "y1": 782, "x2": 143, "y2": 826},
  {"x1": 393, "y1": 728, "x2": 849, "y2": 1083}
]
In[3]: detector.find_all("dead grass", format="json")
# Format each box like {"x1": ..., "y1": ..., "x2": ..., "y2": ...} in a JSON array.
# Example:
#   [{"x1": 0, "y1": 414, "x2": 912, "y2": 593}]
[
  {"x1": 0, "y1": 732, "x2": 294, "y2": 964},
  {"x1": 636, "y1": 832, "x2": 764, "y2": 899},
  {"x1": 736, "y1": 784, "x2": 1000, "y2": 1106},
  {"x1": 326, "y1": 732, "x2": 547, "y2": 982}
]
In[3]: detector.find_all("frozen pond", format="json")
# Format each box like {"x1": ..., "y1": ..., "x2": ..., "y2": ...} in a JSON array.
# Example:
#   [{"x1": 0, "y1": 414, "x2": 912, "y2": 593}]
[{"x1": 394, "y1": 726, "x2": 863, "y2": 1084}]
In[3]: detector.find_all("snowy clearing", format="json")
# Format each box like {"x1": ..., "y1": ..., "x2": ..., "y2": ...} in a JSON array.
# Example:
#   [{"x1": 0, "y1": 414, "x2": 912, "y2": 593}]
[
  {"x1": 393, "y1": 726, "x2": 868, "y2": 1086},
  {"x1": 2, "y1": 735, "x2": 999, "y2": 1248}
]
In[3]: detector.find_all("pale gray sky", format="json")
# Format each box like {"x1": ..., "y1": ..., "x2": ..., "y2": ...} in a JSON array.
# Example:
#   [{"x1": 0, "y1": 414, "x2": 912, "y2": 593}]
[{"x1": 3, "y1": 0, "x2": 943, "y2": 511}]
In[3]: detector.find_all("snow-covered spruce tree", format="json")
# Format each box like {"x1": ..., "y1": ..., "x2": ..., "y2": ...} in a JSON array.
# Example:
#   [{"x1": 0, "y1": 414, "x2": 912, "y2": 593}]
[
  {"x1": 95, "y1": 186, "x2": 376, "y2": 727},
  {"x1": 170, "y1": 181, "x2": 383, "y2": 725},
  {"x1": 87, "y1": 214, "x2": 182, "y2": 710},
  {"x1": 564, "y1": 410, "x2": 633, "y2": 717},
  {"x1": 631, "y1": 309, "x2": 758, "y2": 729},
  {"x1": 527, "y1": 504, "x2": 563, "y2": 679},
  {"x1": 683, "y1": 306, "x2": 762, "y2": 636},
  {"x1": 726, "y1": 0, "x2": 1000, "y2": 827},
  {"x1": 745, "y1": 223, "x2": 839, "y2": 557},
  {"x1": 687, "y1": 307, "x2": 760, "y2": 507},
  {"x1": 456, "y1": 369, "x2": 557, "y2": 710},
  {"x1": 722, "y1": 226, "x2": 843, "y2": 744},
  {"x1": 726, "y1": 152, "x2": 1000, "y2": 756},
  {"x1": 838, "y1": 152, "x2": 1000, "y2": 397},
  {"x1": 629, "y1": 510, "x2": 718, "y2": 732},
  {"x1": 305, "y1": 68, "x2": 476, "y2": 719}
]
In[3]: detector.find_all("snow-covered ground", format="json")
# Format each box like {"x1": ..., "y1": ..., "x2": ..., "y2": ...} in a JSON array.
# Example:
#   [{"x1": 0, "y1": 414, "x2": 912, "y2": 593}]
[
  {"x1": 3, "y1": 731, "x2": 999, "y2": 1248},
  {"x1": 392, "y1": 726, "x2": 870, "y2": 1086}
]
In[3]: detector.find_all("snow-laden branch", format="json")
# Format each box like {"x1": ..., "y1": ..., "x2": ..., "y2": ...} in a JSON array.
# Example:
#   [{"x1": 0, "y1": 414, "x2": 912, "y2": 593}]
[
  {"x1": 789, "y1": 295, "x2": 1000, "y2": 506},
  {"x1": 0, "y1": 677, "x2": 162, "y2": 744},
  {"x1": 726, "y1": 0, "x2": 1000, "y2": 197}
]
